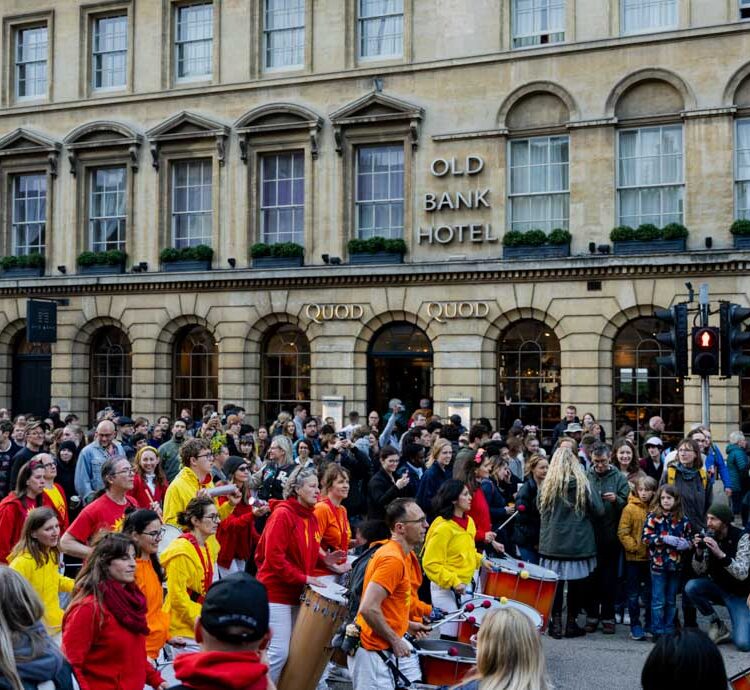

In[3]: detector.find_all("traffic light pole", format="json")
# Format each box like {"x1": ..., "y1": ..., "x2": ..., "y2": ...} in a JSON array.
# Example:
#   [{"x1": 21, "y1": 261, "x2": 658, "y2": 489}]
[{"x1": 699, "y1": 284, "x2": 710, "y2": 427}]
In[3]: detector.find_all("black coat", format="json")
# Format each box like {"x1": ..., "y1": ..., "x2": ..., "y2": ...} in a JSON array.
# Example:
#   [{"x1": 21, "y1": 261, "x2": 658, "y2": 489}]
[
  {"x1": 366, "y1": 468, "x2": 415, "y2": 520},
  {"x1": 514, "y1": 477, "x2": 541, "y2": 549}
]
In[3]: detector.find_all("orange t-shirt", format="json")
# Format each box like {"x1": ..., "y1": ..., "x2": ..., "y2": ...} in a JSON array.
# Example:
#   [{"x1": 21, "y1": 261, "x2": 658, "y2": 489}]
[
  {"x1": 407, "y1": 551, "x2": 431, "y2": 622},
  {"x1": 135, "y1": 558, "x2": 170, "y2": 659},
  {"x1": 312, "y1": 499, "x2": 351, "y2": 576},
  {"x1": 356, "y1": 539, "x2": 411, "y2": 651}
]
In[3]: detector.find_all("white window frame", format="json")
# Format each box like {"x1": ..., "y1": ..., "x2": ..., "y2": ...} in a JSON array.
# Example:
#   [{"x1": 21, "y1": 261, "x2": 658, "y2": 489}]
[
  {"x1": 89, "y1": 167, "x2": 127, "y2": 252},
  {"x1": 11, "y1": 173, "x2": 46, "y2": 256},
  {"x1": 620, "y1": 0, "x2": 677, "y2": 36},
  {"x1": 174, "y1": 3, "x2": 213, "y2": 82},
  {"x1": 92, "y1": 15, "x2": 128, "y2": 91},
  {"x1": 15, "y1": 26, "x2": 48, "y2": 100},
  {"x1": 358, "y1": 0, "x2": 403, "y2": 60},
  {"x1": 171, "y1": 159, "x2": 212, "y2": 248},
  {"x1": 354, "y1": 144, "x2": 404, "y2": 240},
  {"x1": 260, "y1": 151, "x2": 305, "y2": 245},
  {"x1": 735, "y1": 119, "x2": 750, "y2": 220},
  {"x1": 508, "y1": 135, "x2": 569, "y2": 232},
  {"x1": 263, "y1": 0, "x2": 305, "y2": 71},
  {"x1": 616, "y1": 124, "x2": 684, "y2": 228},
  {"x1": 512, "y1": 0, "x2": 565, "y2": 49}
]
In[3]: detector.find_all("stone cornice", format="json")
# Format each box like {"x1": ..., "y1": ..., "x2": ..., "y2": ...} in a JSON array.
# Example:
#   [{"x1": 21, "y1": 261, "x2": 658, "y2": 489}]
[{"x1": 4, "y1": 253, "x2": 749, "y2": 297}]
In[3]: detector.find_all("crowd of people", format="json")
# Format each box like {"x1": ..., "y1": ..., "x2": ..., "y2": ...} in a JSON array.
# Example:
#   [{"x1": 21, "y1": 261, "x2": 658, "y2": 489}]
[{"x1": 0, "y1": 399, "x2": 748, "y2": 689}]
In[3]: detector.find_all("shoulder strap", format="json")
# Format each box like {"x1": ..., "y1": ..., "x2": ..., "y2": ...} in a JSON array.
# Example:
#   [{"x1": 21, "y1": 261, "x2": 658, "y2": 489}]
[{"x1": 667, "y1": 465, "x2": 675, "y2": 484}]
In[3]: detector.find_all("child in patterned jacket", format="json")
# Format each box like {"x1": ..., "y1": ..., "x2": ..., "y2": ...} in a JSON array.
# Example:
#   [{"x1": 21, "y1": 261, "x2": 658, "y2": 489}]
[{"x1": 642, "y1": 484, "x2": 692, "y2": 639}]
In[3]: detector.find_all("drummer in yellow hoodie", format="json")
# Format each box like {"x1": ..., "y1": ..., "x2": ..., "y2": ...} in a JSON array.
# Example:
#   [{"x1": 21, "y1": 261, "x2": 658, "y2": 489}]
[
  {"x1": 160, "y1": 496, "x2": 221, "y2": 649},
  {"x1": 617, "y1": 476, "x2": 657, "y2": 641},
  {"x1": 422, "y1": 479, "x2": 492, "y2": 639}
]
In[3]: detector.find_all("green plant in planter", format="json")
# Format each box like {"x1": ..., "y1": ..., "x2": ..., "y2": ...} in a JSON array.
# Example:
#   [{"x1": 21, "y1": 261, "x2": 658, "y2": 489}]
[
  {"x1": 634, "y1": 224, "x2": 662, "y2": 241},
  {"x1": 77, "y1": 250, "x2": 127, "y2": 266},
  {"x1": 661, "y1": 223, "x2": 688, "y2": 240},
  {"x1": 0, "y1": 253, "x2": 45, "y2": 270},
  {"x1": 610, "y1": 226, "x2": 635, "y2": 242},
  {"x1": 251, "y1": 242, "x2": 304, "y2": 258},
  {"x1": 548, "y1": 228, "x2": 572, "y2": 245},
  {"x1": 730, "y1": 219, "x2": 750, "y2": 236},
  {"x1": 160, "y1": 245, "x2": 214, "y2": 262},
  {"x1": 523, "y1": 229, "x2": 548, "y2": 246},
  {"x1": 250, "y1": 243, "x2": 271, "y2": 258},
  {"x1": 502, "y1": 230, "x2": 525, "y2": 247},
  {"x1": 348, "y1": 237, "x2": 407, "y2": 254}
]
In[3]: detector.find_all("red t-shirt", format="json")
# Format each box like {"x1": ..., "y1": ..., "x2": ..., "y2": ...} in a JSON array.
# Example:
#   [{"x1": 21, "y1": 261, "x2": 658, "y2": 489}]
[{"x1": 67, "y1": 493, "x2": 137, "y2": 545}]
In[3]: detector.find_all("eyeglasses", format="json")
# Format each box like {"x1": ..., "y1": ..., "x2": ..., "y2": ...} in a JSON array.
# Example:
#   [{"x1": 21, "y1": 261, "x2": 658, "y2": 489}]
[
  {"x1": 678, "y1": 447, "x2": 695, "y2": 453},
  {"x1": 196, "y1": 453, "x2": 212, "y2": 460},
  {"x1": 203, "y1": 514, "x2": 220, "y2": 523},
  {"x1": 114, "y1": 467, "x2": 136, "y2": 476},
  {"x1": 398, "y1": 517, "x2": 428, "y2": 525},
  {"x1": 237, "y1": 465, "x2": 250, "y2": 472},
  {"x1": 142, "y1": 528, "x2": 166, "y2": 539}
]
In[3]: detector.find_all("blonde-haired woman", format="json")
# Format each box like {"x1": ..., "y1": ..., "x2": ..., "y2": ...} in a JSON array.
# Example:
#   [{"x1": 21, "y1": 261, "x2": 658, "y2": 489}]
[
  {"x1": 0, "y1": 566, "x2": 76, "y2": 690},
  {"x1": 538, "y1": 447, "x2": 604, "y2": 639},
  {"x1": 416, "y1": 437, "x2": 453, "y2": 518},
  {"x1": 450, "y1": 606, "x2": 550, "y2": 690}
]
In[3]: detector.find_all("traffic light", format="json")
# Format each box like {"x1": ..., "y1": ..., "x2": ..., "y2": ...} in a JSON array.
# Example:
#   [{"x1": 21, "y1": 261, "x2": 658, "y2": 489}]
[
  {"x1": 720, "y1": 302, "x2": 750, "y2": 376},
  {"x1": 691, "y1": 326, "x2": 719, "y2": 376},
  {"x1": 654, "y1": 304, "x2": 688, "y2": 376}
]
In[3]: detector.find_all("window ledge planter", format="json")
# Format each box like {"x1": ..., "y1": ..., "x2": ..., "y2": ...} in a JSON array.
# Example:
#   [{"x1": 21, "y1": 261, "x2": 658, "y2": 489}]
[
  {"x1": 349, "y1": 251, "x2": 404, "y2": 265},
  {"x1": 77, "y1": 251, "x2": 127, "y2": 275},
  {"x1": 252, "y1": 256, "x2": 304, "y2": 268},
  {"x1": 613, "y1": 239, "x2": 686, "y2": 255},
  {"x1": 79, "y1": 263, "x2": 126, "y2": 275},
  {"x1": 730, "y1": 221, "x2": 750, "y2": 249},
  {"x1": 159, "y1": 245, "x2": 213, "y2": 272},
  {"x1": 161, "y1": 259, "x2": 212, "y2": 272},
  {"x1": 502, "y1": 243, "x2": 570, "y2": 260},
  {"x1": 1, "y1": 266, "x2": 44, "y2": 278},
  {"x1": 734, "y1": 235, "x2": 750, "y2": 250}
]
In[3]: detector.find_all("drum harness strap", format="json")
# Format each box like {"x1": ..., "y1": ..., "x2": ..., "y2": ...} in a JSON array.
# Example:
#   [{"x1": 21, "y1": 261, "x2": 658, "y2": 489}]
[{"x1": 375, "y1": 649, "x2": 412, "y2": 689}]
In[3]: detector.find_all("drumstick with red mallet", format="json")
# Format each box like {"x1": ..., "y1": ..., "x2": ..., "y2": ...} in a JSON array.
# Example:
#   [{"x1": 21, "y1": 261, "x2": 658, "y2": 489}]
[{"x1": 428, "y1": 598, "x2": 493, "y2": 632}]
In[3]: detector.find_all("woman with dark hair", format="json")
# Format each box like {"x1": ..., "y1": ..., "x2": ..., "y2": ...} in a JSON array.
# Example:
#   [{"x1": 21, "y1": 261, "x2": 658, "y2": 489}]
[
  {"x1": 422, "y1": 479, "x2": 489, "y2": 638},
  {"x1": 62, "y1": 531, "x2": 166, "y2": 690},
  {"x1": 613, "y1": 438, "x2": 645, "y2": 488},
  {"x1": 121, "y1": 509, "x2": 171, "y2": 663},
  {"x1": 641, "y1": 630, "x2": 727, "y2": 690},
  {"x1": 0, "y1": 566, "x2": 76, "y2": 690},
  {"x1": 0, "y1": 458, "x2": 60, "y2": 564},
  {"x1": 54, "y1": 440, "x2": 80, "y2": 518},
  {"x1": 129, "y1": 446, "x2": 169, "y2": 513},
  {"x1": 366, "y1": 445, "x2": 415, "y2": 520},
  {"x1": 9, "y1": 506, "x2": 74, "y2": 638},
  {"x1": 160, "y1": 497, "x2": 219, "y2": 647}
]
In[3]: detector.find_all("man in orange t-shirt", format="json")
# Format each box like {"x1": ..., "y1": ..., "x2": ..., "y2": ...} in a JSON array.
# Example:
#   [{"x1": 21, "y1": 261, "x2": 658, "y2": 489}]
[{"x1": 351, "y1": 498, "x2": 431, "y2": 688}]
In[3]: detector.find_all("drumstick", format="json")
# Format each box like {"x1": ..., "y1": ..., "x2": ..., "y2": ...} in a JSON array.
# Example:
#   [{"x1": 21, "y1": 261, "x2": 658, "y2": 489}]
[
  {"x1": 429, "y1": 599, "x2": 493, "y2": 631},
  {"x1": 495, "y1": 503, "x2": 526, "y2": 533}
]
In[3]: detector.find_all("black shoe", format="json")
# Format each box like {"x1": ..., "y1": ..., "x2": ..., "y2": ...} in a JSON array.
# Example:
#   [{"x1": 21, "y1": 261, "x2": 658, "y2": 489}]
[
  {"x1": 564, "y1": 620, "x2": 587, "y2": 638},
  {"x1": 549, "y1": 615, "x2": 563, "y2": 639}
]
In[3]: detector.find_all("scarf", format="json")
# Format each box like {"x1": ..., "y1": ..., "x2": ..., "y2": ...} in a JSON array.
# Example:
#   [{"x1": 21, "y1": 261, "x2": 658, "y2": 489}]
[
  {"x1": 675, "y1": 462, "x2": 700, "y2": 482},
  {"x1": 99, "y1": 579, "x2": 149, "y2": 636}
]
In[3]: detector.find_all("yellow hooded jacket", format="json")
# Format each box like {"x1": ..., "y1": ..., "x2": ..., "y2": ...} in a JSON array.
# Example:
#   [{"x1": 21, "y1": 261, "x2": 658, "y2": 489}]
[
  {"x1": 618, "y1": 492, "x2": 650, "y2": 562},
  {"x1": 422, "y1": 515, "x2": 484, "y2": 590},
  {"x1": 160, "y1": 533, "x2": 219, "y2": 638}
]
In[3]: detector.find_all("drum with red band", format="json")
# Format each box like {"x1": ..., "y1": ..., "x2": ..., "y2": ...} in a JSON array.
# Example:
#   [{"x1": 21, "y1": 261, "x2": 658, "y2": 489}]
[
  {"x1": 730, "y1": 667, "x2": 750, "y2": 690},
  {"x1": 417, "y1": 639, "x2": 476, "y2": 686},
  {"x1": 456, "y1": 596, "x2": 543, "y2": 644}
]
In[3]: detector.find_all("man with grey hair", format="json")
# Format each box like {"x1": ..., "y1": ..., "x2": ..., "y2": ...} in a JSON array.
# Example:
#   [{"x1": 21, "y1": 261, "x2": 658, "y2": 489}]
[{"x1": 74, "y1": 419, "x2": 124, "y2": 503}]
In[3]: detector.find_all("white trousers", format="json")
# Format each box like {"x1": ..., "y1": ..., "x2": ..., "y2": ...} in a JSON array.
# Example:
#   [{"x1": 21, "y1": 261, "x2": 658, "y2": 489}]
[
  {"x1": 217, "y1": 559, "x2": 246, "y2": 579},
  {"x1": 347, "y1": 639, "x2": 420, "y2": 689},
  {"x1": 268, "y1": 603, "x2": 299, "y2": 683},
  {"x1": 430, "y1": 583, "x2": 463, "y2": 637}
]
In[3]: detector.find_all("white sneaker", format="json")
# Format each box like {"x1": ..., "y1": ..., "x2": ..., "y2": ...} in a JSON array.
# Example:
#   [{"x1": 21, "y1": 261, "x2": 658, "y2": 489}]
[{"x1": 623, "y1": 611, "x2": 631, "y2": 626}]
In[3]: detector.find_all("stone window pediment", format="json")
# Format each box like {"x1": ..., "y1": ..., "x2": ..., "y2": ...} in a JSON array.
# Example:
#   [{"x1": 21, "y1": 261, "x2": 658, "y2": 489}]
[
  {"x1": 234, "y1": 103, "x2": 322, "y2": 162},
  {"x1": 330, "y1": 90, "x2": 423, "y2": 154},
  {"x1": 146, "y1": 111, "x2": 229, "y2": 169},
  {"x1": 0, "y1": 128, "x2": 61, "y2": 176},
  {"x1": 64, "y1": 121, "x2": 142, "y2": 175}
]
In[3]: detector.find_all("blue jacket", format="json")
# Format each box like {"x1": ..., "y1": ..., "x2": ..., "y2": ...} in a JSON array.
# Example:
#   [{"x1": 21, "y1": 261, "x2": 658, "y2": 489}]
[
  {"x1": 705, "y1": 444, "x2": 730, "y2": 488},
  {"x1": 726, "y1": 443, "x2": 749, "y2": 492},
  {"x1": 74, "y1": 440, "x2": 126, "y2": 502}
]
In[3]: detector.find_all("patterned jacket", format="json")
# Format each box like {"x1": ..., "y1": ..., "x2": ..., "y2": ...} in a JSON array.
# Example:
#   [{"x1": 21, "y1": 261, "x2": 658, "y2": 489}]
[{"x1": 642, "y1": 511, "x2": 692, "y2": 572}]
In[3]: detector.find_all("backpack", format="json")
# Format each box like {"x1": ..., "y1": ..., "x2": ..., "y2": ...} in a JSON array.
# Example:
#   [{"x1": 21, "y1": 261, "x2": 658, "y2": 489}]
[
  {"x1": 345, "y1": 542, "x2": 384, "y2": 623},
  {"x1": 666, "y1": 464, "x2": 708, "y2": 489}
]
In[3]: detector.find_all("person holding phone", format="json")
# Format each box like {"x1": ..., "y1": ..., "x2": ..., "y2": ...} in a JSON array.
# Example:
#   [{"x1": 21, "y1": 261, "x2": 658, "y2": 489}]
[{"x1": 367, "y1": 446, "x2": 415, "y2": 520}]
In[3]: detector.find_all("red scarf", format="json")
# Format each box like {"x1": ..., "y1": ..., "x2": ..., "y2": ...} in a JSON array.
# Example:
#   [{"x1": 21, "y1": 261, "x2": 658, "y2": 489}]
[
  {"x1": 98, "y1": 579, "x2": 149, "y2": 636},
  {"x1": 181, "y1": 533, "x2": 213, "y2": 603}
]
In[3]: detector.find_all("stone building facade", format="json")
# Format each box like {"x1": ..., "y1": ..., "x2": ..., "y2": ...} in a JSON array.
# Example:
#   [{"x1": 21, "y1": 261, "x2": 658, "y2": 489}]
[{"x1": 0, "y1": 0, "x2": 749, "y2": 444}]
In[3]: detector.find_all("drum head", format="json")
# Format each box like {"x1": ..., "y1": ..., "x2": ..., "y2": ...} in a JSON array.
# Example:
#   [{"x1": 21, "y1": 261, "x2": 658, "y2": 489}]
[
  {"x1": 493, "y1": 598, "x2": 544, "y2": 630},
  {"x1": 158, "y1": 525, "x2": 183, "y2": 556},
  {"x1": 309, "y1": 582, "x2": 348, "y2": 604}
]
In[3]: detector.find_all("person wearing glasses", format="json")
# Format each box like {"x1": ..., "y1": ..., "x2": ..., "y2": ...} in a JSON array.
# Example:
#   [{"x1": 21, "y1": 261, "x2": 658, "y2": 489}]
[
  {"x1": 40, "y1": 452, "x2": 69, "y2": 531},
  {"x1": 162, "y1": 439, "x2": 238, "y2": 538},
  {"x1": 59, "y1": 456, "x2": 139, "y2": 560},
  {"x1": 122, "y1": 509, "x2": 172, "y2": 663},
  {"x1": 73, "y1": 420, "x2": 126, "y2": 505},
  {"x1": 160, "y1": 497, "x2": 220, "y2": 653}
]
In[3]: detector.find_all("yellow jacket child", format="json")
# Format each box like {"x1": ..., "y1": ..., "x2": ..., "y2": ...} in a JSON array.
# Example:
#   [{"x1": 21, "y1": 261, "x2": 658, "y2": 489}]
[{"x1": 617, "y1": 492, "x2": 650, "y2": 561}]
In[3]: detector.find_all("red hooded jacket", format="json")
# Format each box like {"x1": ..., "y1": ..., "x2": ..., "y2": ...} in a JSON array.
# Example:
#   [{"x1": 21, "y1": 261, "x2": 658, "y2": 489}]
[
  {"x1": 173, "y1": 650, "x2": 269, "y2": 690},
  {"x1": 255, "y1": 497, "x2": 321, "y2": 605},
  {"x1": 216, "y1": 498, "x2": 259, "y2": 568},
  {"x1": 468, "y1": 487, "x2": 492, "y2": 549},
  {"x1": 0, "y1": 492, "x2": 60, "y2": 564}
]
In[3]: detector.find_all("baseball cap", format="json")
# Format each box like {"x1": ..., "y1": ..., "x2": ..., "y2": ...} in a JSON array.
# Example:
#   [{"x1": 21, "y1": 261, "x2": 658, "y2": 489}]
[
  {"x1": 201, "y1": 573, "x2": 269, "y2": 644},
  {"x1": 565, "y1": 422, "x2": 583, "y2": 433},
  {"x1": 645, "y1": 436, "x2": 663, "y2": 448}
]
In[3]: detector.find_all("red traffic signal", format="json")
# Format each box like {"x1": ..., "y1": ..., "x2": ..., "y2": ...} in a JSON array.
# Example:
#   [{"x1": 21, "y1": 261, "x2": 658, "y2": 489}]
[{"x1": 692, "y1": 326, "x2": 719, "y2": 376}]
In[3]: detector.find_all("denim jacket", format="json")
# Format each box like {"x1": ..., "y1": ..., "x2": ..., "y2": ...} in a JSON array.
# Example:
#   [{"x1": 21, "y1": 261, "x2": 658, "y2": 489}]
[{"x1": 642, "y1": 511, "x2": 692, "y2": 572}]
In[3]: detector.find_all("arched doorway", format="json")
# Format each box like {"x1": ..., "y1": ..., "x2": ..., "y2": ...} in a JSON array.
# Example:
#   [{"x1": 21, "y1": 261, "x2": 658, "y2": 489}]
[
  {"x1": 367, "y1": 322, "x2": 432, "y2": 417},
  {"x1": 497, "y1": 319, "x2": 561, "y2": 444},
  {"x1": 89, "y1": 326, "x2": 132, "y2": 423},
  {"x1": 613, "y1": 316, "x2": 684, "y2": 443},
  {"x1": 172, "y1": 325, "x2": 218, "y2": 421},
  {"x1": 12, "y1": 329, "x2": 51, "y2": 418}
]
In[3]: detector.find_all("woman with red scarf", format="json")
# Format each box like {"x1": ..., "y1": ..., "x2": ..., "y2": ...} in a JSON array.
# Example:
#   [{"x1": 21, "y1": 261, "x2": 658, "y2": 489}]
[
  {"x1": 62, "y1": 531, "x2": 165, "y2": 690},
  {"x1": 313, "y1": 464, "x2": 353, "y2": 584},
  {"x1": 454, "y1": 448, "x2": 505, "y2": 555},
  {"x1": 256, "y1": 466, "x2": 341, "y2": 684}
]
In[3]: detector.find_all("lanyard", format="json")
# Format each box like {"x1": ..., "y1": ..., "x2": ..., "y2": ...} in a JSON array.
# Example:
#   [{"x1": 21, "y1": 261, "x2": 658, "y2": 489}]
[{"x1": 180, "y1": 533, "x2": 213, "y2": 600}]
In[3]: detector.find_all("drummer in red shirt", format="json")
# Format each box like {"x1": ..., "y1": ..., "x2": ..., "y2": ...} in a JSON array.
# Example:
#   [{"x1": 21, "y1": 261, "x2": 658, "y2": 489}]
[
  {"x1": 255, "y1": 466, "x2": 342, "y2": 684},
  {"x1": 60, "y1": 456, "x2": 138, "y2": 559},
  {"x1": 313, "y1": 464, "x2": 353, "y2": 584}
]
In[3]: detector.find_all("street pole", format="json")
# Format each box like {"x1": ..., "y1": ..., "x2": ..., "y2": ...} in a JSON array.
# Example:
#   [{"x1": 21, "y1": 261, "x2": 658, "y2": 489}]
[{"x1": 699, "y1": 283, "x2": 710, "y2": 427}]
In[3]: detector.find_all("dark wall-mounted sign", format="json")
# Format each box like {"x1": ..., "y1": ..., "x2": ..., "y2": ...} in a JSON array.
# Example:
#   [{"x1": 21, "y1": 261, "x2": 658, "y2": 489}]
[{"x1": 27, "y1": 299, "x2": 57, "y2": 343}]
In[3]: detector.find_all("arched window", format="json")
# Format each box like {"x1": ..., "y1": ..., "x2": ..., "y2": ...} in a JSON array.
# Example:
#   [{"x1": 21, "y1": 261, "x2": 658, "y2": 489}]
[
  {"x1": 613, "y1": 317, "x2": 684, "y2": 440},
  {"x1": 497, "y1": 319, "x2": 561, "y2": 444},
  {"x1": 12, "y1": 329, "x2": 51, "y2": 418},
  {"x1": 90, "y1": 327, "x2": 132, "y2": 422},
  {"x1": 261, "y1": 324, "x2": 310, "y2": 426},
  {"x1": 367, "y1": 322, "x2": 432, "y2": 418},
  {"x1": 172, "y1": 325, "x2": 218, "y2": 421}
]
